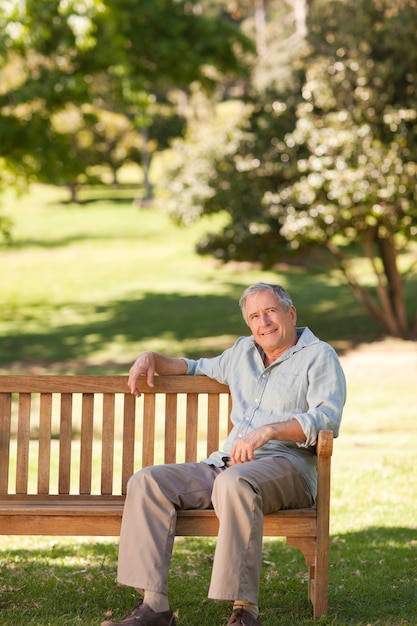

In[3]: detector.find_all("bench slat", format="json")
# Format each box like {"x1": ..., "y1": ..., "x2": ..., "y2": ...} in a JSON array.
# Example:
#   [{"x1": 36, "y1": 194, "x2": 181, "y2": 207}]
[
  {"x1": 0, "y1": 375, "x2": 229, "y2": 394},
  {"x1": 80, "y1": 393, "x2": 94, "y2": 495},
  {"x1": 164, "y1": 394, "x2": 178, "y2": 464},
  {"x1": 16, "y1": 393, "x2": 31, "y2": 494},
  {"x1": 58, "y1": 393, "x2": 72, "y2": 494},
  {"x1": 102, "y1": 393, "x2": 115, "y2": 495},
  {"x1": 38, "y1": 393, "x2": 53, "y2": 494},
  {"x1": 207, "y1": 394, "x2": 220, "y2": 457},
  {"x1": 142, "y1": 394, "x2": 156, "y2": 467},
  {"x1": 185, "y1": 393, "x2": 198, "y2": 462},
  {"x1": 0, "y1": 392, "x2": 12, "y2": 493},
  {"x1": 122, "y1": 393, "x2": 136, "y2": 494}
]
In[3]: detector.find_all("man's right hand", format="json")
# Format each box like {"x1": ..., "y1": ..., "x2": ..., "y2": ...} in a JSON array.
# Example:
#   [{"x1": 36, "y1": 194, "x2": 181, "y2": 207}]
[
  {"x1": 128, "y1": 352, "x2": 156, "y2": 397},
  {"x1": 127, "y1": 352, "x2": 188, "y2": 397}
]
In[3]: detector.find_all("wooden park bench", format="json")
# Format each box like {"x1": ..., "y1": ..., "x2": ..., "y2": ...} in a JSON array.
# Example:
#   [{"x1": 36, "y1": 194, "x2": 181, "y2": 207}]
[{"x1": 0, "y1": 374, "x2": 334, "y2": 618}]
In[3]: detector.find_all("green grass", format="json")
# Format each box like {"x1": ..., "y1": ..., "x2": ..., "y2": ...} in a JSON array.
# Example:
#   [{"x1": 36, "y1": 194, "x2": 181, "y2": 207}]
[
  {"x1": 3, "y1": 184, "x2": 412, "y2": 375},
  {"x1": 0, "y1": 184, "x2": 416, "y2": 625},
  {"x1": 1, "y1": 525, "x2": 416, "y2": 626}
]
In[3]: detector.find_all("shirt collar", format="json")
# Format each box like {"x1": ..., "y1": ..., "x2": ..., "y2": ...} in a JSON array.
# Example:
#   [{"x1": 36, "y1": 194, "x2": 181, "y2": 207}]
[{"x1": 253, "y1": 326, "x2": 319, "y2": 365}]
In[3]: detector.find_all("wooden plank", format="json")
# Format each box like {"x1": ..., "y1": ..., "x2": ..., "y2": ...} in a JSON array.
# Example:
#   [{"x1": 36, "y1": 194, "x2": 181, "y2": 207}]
[
  {"x1": 227, "y1": 394, "x2": 233, "y2": 432},
  {"x1": 79, "y1": 393, "x2": 94, "y2": 495},
  {"x1": 0, "y1": 494, "x2": 125, "y2": 507},
  {"x1": 0, "y1": 496, "x2": 316, "y2": 538},
  {"x1": 0, "y1": 496, "x2": 315, "y2": 517},
  {"x1": 121, "y1": 393, "x2": 136, "y2": 494},
  {"x1": 151, "y1": 377, "x2": 229, "y2": 395},
  {"x1": 0, "y1": 375, "x2": 229, "y2": 395},
  {"x1": 142, "y1": 394, "x2": 155, "y2": 467},
  {"x1": 58, "y1": 394, "x2": 72, "y2": 494},
  {"x1": 176, "y1": 510, "x2": 219, "y2": 537},
  {"x1": 0, "y1": 392, "x2": 12, "y2": 493},
  {"x1": 16, "y1": 393, "x2": 31, "y2": 494},
  {"x1": 175, "y1": 509, "x2": 316, "y2": 537},
  {"x1": 101, "y1": 394, "x2": 115, "y2": 495},
  {"x1": 0, "y1": 376, "x2": 129, "y2": 394},
  {"x1": 317, "y1": 429, "x2": 333, "y2": 458},
  {"x1": 285, "y1": 536, "x2": 316, "y2": 565},
  {"x1": 164, "y1": 393, "x2": 177, "y2": 464},
  {"x1": 313, "y1": 431, "x2": 333, "y2": 618},
  {"x1": 0, "y1": 513, "x2": 315, "y2": 538},
  {"x1": 0, "y1": 514, "x2": 123, "y2": 536},
  {"x1": 38, "y1": 393, "x2": 52, "y2": 494},
  {"x1": 185, "y1": 393, "x2": 198, "y2": 462},
  {"x1": 206, "y1": 393, "x2": 220, "y2": 456}
]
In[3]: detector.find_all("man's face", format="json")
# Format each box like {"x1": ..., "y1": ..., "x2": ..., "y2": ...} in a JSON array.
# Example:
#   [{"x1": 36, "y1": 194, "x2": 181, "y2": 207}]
[{"x1": 245, "y1": 289, "x2": 297, "y2": 355}]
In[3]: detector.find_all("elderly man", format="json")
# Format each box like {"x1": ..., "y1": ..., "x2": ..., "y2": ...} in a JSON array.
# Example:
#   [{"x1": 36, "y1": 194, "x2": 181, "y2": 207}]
[{"x1": 101, "y1": 282, "x2": 346, "y2": 626}]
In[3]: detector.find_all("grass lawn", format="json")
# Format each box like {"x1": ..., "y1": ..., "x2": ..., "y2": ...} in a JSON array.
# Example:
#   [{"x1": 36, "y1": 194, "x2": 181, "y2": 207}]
[
  {"x1": 0, "y1": 185, "x2": 416, "y2": 625},
  {"x1": 2, "y1": 183, "x2": 409, "y2": 375}
]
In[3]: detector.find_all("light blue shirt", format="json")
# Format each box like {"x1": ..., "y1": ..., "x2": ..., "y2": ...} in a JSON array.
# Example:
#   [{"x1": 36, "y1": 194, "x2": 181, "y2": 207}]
[{"x1": 182, "y1": 327, "x2": 346, "y2": 498}]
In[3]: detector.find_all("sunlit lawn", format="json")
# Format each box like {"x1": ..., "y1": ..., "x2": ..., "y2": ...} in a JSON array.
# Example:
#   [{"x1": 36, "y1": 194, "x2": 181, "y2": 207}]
[{"x1": 2, "y1": 183, "x2": 409, "y2": 376}]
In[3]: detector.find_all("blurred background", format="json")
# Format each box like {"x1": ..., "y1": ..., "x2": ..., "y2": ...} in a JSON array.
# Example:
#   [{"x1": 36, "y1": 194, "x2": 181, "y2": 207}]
[{"x1": 1, "y1": 0, "x2": 416, "y2": 376}]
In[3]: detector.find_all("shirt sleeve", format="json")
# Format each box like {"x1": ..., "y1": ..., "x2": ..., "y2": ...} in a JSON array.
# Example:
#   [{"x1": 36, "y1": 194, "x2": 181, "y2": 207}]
[
  {"x1": 182, "y1": 357, "x2": 197, "y2": 375},
  {"x1": 292, "y1": 345, "x2": 346, "y2": 448},
  {"x1": 181, "y1": 342, "x2": 242, "y2": 383}
]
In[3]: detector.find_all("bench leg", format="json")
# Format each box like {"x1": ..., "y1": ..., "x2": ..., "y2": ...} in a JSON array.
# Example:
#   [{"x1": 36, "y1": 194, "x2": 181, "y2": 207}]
[
  {"x1": 312, "y1": 548, "x2": 329, "y2": 619},
  {"x1": 286, "y1": 536, "x2": 328, "y2": 619},
  {"x1": 308, "y1": 564, "x2": 315, "y2": 603}
]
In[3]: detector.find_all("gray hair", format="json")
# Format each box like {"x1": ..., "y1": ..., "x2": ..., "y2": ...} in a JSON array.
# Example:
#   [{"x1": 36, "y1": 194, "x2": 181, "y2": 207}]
[{"x1": 239, "y1": 282, "x2": 293, "y2": 324}]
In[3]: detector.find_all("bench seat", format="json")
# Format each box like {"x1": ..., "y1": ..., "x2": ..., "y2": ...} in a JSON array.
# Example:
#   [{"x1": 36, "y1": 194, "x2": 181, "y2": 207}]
[{"x1": 0, "y1": 494, "x2": 317, "y2": 537}]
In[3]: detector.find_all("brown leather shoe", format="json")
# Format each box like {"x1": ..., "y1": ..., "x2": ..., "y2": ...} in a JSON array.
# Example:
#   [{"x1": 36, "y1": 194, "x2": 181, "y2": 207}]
[
  {"x1": 101, "y1": 599, "x2": 176, "y2": 626},
  {"x1": 226, "y1": 607, "x2": 262, "y2": 626}
]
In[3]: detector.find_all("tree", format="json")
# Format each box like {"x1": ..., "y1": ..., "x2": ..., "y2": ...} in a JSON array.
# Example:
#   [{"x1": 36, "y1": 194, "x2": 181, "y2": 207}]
[
  {"x1": 272, "y1": 0, "x2": 417, "y2": 338},
  {"x1": 163, "y1": 83, "x2": 305, "y2": 266},
  {"x1": 164, "y1": 0, "x2": 417, "y2": 339},
  {"x1": 0, "y1": 0, "x2": 254, "y2": 217}
]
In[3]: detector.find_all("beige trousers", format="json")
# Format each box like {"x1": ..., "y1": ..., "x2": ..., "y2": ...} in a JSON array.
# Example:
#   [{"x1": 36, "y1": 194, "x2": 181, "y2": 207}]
[{"x1": 117, "y1": 457, "x2": 313, "y2": 604}]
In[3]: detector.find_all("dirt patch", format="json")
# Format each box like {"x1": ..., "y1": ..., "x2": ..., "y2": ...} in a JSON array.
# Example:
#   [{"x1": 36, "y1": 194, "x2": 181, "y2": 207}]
[{"x1": 339, "y1": 338, "x2": 417, "y2": 385}]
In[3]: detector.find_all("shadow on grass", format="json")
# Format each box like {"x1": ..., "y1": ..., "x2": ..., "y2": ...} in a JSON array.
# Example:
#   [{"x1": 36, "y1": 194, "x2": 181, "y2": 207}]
[
  {"x1": 327, "y1": 526, "x2": 417, "y2": 625},
  {"x1": 0, "y1": 527, "x2": 415, "y2": 625},
  {"x1": 8, "y1": 231, "x2": 154, "y2": 250},
  {"x1": 1, "y1": 277, "x2": 396, "y2": 374},
  {"x1": 57, "y1": 184, "x2": 141, "y2": 207},
  {"x1": 60, "y1": 195, "x2": 137, "y2": 207}
]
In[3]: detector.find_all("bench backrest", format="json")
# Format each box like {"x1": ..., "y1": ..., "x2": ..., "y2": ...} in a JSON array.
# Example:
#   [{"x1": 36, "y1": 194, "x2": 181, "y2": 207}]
[{"x1": 0, "y1": 375, "x2": 231, "y2": 498}]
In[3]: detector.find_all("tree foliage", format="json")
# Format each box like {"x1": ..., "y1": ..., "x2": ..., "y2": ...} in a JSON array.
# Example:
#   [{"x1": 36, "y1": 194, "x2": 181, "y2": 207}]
[
  {"x1": 164, "y1": 0, "x2": 417, "y2": 339},
  {"x1": 0, "y1": 0, "x2": 253, "y2": 207}
]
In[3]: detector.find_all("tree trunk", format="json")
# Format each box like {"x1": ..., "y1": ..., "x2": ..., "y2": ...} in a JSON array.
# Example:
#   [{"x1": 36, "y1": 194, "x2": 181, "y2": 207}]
[
  {"x1": 326, "y1": 237, "x2": 414, "y2": 339},
  {"x1": 375, "y1": 230, "x2": 410, "y2": 337},
  {"x1": 254, "y1": 0, "x2": 267, "y2": 57},
  {"x1": 140, "y1": 126, "x2": 153, "y2": 202},
  {"x1": 68, "y1": 182, "x2": 79, "y2": 203}
]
